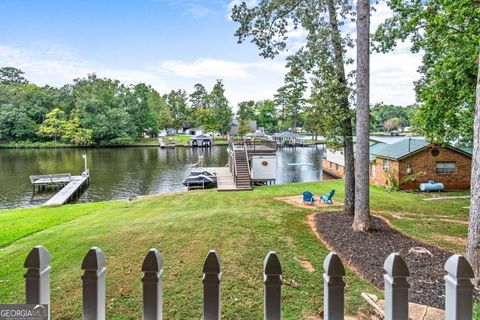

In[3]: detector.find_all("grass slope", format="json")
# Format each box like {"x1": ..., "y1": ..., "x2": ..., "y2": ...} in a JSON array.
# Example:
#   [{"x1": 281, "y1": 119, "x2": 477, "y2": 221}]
[{"x1": 0, "y1": 181, "x2": 473, "y2": 319}]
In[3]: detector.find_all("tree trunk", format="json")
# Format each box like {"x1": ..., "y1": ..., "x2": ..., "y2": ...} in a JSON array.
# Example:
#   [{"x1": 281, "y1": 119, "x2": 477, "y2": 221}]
[
  {"x1": 343, "y1": 128, "x2": 355, "y2": 216},
  {"x1": 327, "y1": 0, "x2": 355, "y2": 215},
  {"x1": 352, "y1": 0, "x2": 371, "y2": 231},
  {"x1": 466, "y1": 50, "x2": 480, "y2": 286}
]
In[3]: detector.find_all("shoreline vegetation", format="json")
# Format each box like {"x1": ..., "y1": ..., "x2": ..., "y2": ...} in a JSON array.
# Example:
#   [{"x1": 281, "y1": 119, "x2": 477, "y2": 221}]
[
  {"x1": 0, "y1": 135, "x2": 229, "y2": 149},
  {"x1": 0, "y1": 180, "x2": 476, "y2": 318}
]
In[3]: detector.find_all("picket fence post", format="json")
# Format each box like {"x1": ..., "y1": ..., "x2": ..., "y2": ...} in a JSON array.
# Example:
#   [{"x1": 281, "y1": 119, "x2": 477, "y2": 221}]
[
  {"x1": 142, "y1": 248, "x2": 164, "y2": 320},
  {"x1": 444, "y1": 254, "x2": 474, "y2": 320},
  {"x1": 264, "y1": 251, "x2": 282, "y2": 320},
  {"x1": 81, "y1": 247, "x2": 106, "y2": 320},
  {"x1": 202, "y1": 250, "x2": 221, "y2": 320},
  {"x1": 24, "y1": 245, "x2": 51, "y2": 319},
  {"x1": 383, "y1": 253, "x2": 409, "y2": 320},
  {"x1": 323, "y1": 252, "x2": 345, "y2": 320}
]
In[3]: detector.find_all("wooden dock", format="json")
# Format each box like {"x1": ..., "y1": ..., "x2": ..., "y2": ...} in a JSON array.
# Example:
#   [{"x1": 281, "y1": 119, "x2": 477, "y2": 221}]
[
  {"x1": 196, "y1": 167, "x2": 251, "y2": 191},
  {"x1": 30, "y1": 171, "x2": 90, "y2": 206}
]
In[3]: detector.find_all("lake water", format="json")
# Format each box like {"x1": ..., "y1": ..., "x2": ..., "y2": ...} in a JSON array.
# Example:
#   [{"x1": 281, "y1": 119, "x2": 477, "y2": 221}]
[{"x1": 0, "y1": 145, "x2": 327, "y2": 209}]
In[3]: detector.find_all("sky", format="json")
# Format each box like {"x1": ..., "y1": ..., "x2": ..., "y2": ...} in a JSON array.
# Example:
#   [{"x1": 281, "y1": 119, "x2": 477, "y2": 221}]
[{"x1": 0, "y1": 0, "x2": 422, "y2": 107}]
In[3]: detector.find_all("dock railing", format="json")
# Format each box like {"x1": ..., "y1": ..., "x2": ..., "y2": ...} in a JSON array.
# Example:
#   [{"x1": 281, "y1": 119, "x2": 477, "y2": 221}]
[
  {"x1": 19, "y1": 245, "x2": 476, "y2": 320},
  {"x1": 228, "y1": 139, "x2": 237, "y2": 184},
  {"x1": 29, "y1": 173, "x2": 72, "y2": 184}
]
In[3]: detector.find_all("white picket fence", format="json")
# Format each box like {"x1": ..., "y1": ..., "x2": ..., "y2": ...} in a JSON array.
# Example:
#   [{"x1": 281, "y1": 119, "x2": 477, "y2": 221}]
[{"x1": 22, "y1": 245, "x2": 475, "y2": 320}]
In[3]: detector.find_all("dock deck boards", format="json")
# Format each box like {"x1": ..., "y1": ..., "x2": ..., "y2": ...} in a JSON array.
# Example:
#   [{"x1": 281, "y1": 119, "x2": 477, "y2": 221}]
[
  {"x1": 196, "y1": 167, "x2": 251, "y2": 191},
  {"x1": 43, "y1": 175, "x2": 89, "y2": 206}
]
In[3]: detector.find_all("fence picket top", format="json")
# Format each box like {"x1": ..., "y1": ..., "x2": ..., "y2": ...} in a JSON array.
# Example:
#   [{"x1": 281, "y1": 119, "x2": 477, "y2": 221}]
[
  {"x1": 264, "y1": 251, "x2": 282, "y2": 276},
  {"x1": 203, "y1": 250, "x2": 221, "y2": 274},
  {"x1": 81, "y1": 247, "x2": 106, "y2": 272},
  {"x1": 384, "y1": 253, "x2": 410, "y2": 277},
  {"x1": 444, "y1": 254, "x2": 474, "y2": 279},
  {"x1": 142, "y1": 248, "x2": 163, "y2": 273},
  {"x1": 24, "y1": 246, "x2": 51, "y2": 270},
  {"x1": 323, "y1": 252, "x2": 345, "y2": 276}
]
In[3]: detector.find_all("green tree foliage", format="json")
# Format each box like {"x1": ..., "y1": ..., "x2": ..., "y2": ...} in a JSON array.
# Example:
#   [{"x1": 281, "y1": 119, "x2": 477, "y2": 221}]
[
  {"x1": 254, "y1": 100, "x2": 278, "y2": 133},
  {"x1": 72, "y1": 74, "x2": 134, "y2": 144},
  {"x1": 62, "y1": 110, "x2": 94, "y2": 146},
  {"x1": 37, "y1": 108, "x2": 67, "y2": 142},
  {"x1": 282, "y1": 55, "x2": 307, "y2": 132},
  {"x1": 209, "y1": 80, "x2": 233, "y2": 135},
  {"x1": 0, "y1": 66, "x2": 253, "y2": 144},
  {"x1": 373, "y1": 0, "x2": 479, "y2": 146},
  {"x1": 125, "y1": 83, "x2": 164, "y2": 137},
  {"x1": 165, "y1": 89, "x2": 190, "y2": 131},
  {"x1": 370, "y1": 103, "x2": 416, "y2": 131},
  {"x1": 237, "y1": 100, "x2": 255, "y2": 122},
  {"x1": 237, "y1": 119, "x2": 253, "y2": 137},
  {"x1": 189, "y1": 84, "x2": 209, "y2": 111},
  {"x1": 0, "y1": 67, "x2": 28, "y2": 85}
]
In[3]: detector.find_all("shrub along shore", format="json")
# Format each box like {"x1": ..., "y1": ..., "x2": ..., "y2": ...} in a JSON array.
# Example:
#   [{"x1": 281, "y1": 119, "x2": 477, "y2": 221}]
[
  {"x1": 0, "y1": 136, "x2": 229, "y2": 149},
  {"x1": 0, "y1": 181, "x2": 476, "y2": 318}
]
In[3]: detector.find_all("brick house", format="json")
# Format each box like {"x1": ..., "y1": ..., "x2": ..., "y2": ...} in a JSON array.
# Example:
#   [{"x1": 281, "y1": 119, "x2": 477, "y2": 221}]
[
  {"x1": 370, "y1": 138, "x2": 472, "y2": 190},
  {"x1": 322, "y1": 136, "x2": 405, "y2": 178},
  {"x1": 322, "y1": 137, "x2": 473, "y2": 190}
]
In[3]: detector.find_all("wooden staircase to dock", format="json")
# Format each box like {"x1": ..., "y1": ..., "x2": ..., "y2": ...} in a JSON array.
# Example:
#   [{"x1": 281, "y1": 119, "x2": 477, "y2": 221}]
[{"x1": 233, "y1": 148, "x2": 252, "y2": 190}]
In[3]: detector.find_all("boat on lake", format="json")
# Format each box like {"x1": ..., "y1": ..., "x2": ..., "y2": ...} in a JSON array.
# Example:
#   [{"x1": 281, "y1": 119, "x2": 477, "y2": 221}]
[{"x1": 183, "y1": 170, "x2": 217, "y2": 189}]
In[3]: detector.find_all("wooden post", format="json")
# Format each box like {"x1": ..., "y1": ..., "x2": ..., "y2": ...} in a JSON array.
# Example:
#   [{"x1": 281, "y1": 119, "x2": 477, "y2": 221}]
[
  {"x1": 202, "y1": 250, "x2": 221, "y2": 320},
  {"x1": 24, "y1": 246, "x2": 51, "y2": 308},
  {"x1": 264, "y1": 251, "x2": 282, "y2": 320},
  {"x1": 81, "y1": 247, "x2": 106, "y2": 320},
  {"x1": 142, "y1": 249, "x2": 164, "y2": 320},
  {"x1": 383, "y1": 253, "x2": 410, "y2": 320},
  {"x1": 323, "y1": 252, "x2": 345, "y2": 320},
  {"x1": 444, "y1": 254, "x2": 474, "y2": 320}
]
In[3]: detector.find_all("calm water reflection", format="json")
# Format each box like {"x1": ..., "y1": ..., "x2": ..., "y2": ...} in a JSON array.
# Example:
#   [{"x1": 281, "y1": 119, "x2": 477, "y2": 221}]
[{"x1": 0, "y1": 145, "x2": 327, "y2": 209}]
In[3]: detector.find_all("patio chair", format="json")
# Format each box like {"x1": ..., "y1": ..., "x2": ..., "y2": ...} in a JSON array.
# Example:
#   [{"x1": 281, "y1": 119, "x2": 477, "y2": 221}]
[
  {"x1": 302, "y1": 191, "x2": 315, "y2": 205},
  {"x1": 320, "y1": 189, "x2": 335, "y2": 204}
]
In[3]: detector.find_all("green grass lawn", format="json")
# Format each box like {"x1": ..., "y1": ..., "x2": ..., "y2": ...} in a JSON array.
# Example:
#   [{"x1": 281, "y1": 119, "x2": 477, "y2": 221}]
[{"x1": 0, "y1": 181, "x2": 474, "y2": 319}]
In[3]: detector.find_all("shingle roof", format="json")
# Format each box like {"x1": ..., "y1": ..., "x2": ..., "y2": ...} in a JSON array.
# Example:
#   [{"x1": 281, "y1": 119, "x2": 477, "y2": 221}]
[{"x1": 370, "y1": 138, "x2": 428, "y2": 160}]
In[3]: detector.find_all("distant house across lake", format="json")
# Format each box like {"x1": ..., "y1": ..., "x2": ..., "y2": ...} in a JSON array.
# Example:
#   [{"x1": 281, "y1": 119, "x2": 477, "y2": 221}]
[{"x1": 323, "y1": 136, "x2": 473, "y2": 190}]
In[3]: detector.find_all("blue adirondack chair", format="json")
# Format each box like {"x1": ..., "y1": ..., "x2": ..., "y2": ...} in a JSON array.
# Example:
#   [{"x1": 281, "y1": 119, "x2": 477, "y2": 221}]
[
  {"x1": 302, "y1": 191, "x2": 315, "y2": 205},
  {"x1": 320, "y1": 189, "x2": 335, "y2": 204}
]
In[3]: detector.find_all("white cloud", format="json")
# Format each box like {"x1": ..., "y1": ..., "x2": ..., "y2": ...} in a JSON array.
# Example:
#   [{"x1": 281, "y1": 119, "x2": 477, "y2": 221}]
[
  {"x1": 0, "y1": 43, "x2": 286, "y2": 107},
  {"x1": 0, "y1": 43, "x2": 170, "y2": 91},
  {"x1": 151, "y1": 58, "x2": 285, "y2": 79}
]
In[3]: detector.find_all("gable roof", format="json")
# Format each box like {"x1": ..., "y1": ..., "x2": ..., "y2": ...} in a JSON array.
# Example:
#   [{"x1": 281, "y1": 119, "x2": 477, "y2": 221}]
[
  {"x1": 369, "y1": 142, "x2": 389, "y2": 161},
  {"x1": 371, "y1": 138, "x2": 428, "y2": 160},
  {"x1": 371, "y1": 138, "x2": 473, "y2": 160}
]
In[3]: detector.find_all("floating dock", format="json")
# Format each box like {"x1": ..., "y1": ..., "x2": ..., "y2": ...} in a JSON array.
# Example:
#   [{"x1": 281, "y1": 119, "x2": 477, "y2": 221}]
[{"x1": 30, "y1": 171, "x2": 90, "y2": 206}]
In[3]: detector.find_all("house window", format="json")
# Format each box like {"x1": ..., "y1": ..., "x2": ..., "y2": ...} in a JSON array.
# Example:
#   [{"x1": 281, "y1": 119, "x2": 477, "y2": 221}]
[
  {"x1": 371, "y1": 163, "x2": 376, "y2": 178},
  {"x1": 329, "y1": 161, "x2": 332, "y2": 168},
  {"x1": 335, "y1": 163, "x2": 339, "y2": 171},
  {"x1": 436, "y1": 162, "x2": 456, "y2": 174},
  {"x1": 383, "y1": 159, "x2": 390, "y2": 172}
]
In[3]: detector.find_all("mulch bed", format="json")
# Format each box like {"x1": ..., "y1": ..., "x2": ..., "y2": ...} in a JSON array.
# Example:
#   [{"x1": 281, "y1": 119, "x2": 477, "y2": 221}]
[{"x1": 313, "y1": 211, "x2": 459, "y2": 309}]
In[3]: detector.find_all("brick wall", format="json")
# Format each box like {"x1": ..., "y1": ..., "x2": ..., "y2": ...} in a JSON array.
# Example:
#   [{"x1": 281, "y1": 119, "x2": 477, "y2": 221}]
[
  {"x1": 322, "y1": 159, "x2": 345, "y2": 178},
  {"x1": 370, "y1": 158, "x2": 400, "y2": 189},
  {"x1": 398, "y1": 146, "x2": 471, "y2": 190},
  {"x1": 371, "y1": 146, "x2": 471, "y2": 190}
]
